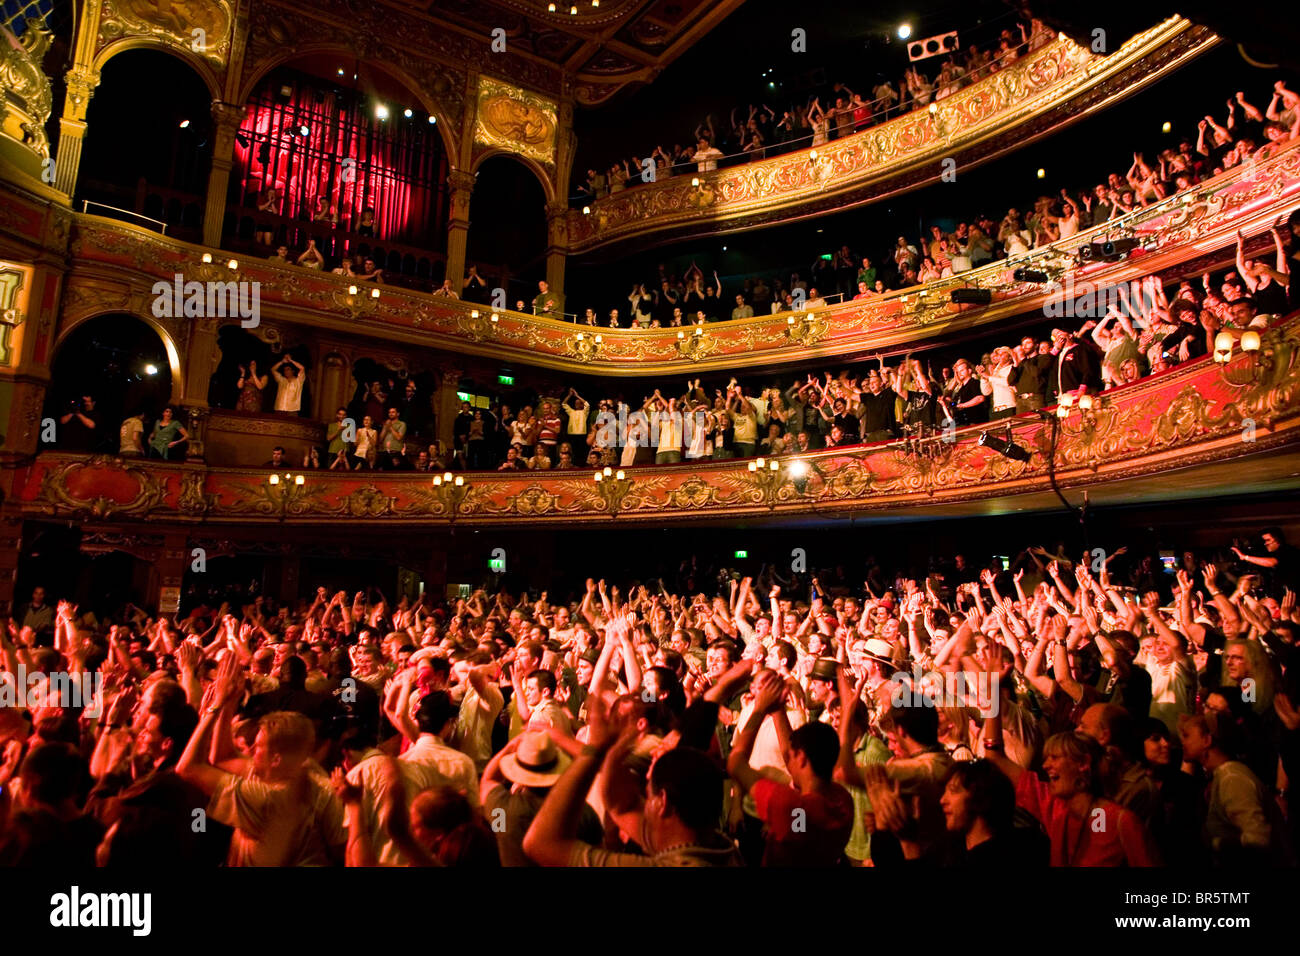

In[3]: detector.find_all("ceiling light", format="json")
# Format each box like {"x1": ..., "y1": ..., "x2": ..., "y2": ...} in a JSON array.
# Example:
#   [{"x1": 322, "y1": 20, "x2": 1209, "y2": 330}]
[
  {"x1": 403, "y1": 108, "x2": 413, "y2": 118},
  {"x1": 1162, "y1": 121, "x2": 1172, "y2": 133},
  {"x1": 897, "y1": 24, "x2": 912, "y2": 40},
  {"x1": 428, "y1": 115, "x2": 436, "y2": 124},
  {"x1": 178, "y1": 119, "x2": 190, "y2": 129},
  {"x1": 144, "y1": 364, "x2": 158, "y2": 376},
  {"x1": 375, "y1": 104, "x2": 389, "y2": 120},
  {"x1": 337, "y1": 68, "x2": 345, "y2": 76},
  {"x1": 1036, "y1": 168, "x2": 1045, "y2": 178}
]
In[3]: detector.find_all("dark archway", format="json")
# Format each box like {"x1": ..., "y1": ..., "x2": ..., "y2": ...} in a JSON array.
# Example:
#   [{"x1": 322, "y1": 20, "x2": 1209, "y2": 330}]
[
  {"x1": 79, "y1": 49, "x2": 213, "y2": 240},
  {"x1": 210, "y1": 326, "x2": 313, "y2": 416},
  {"x1": 44, "y1": 314, "x2": 173, "y2": 454},
  {"x1": 466, "y1": 155, "x2": 547, "y2": 308}
]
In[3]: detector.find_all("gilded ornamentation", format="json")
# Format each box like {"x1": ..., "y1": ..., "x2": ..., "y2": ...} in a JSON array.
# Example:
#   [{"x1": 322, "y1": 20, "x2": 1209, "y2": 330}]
[
  {"x1": 36, "y1": 455, "x2": 167, "y2": 519},
  {"x1": 177, "y1": 470, "x2": 211, "y2": 515},
  {"x1": 0, "y1": 14, "x2": 54, "y2": 159},
  {"x1": 16, "y1": 316, "x2": 1300, "y2": 527},
  {"x1": 56, "y1": 139, "x2": 1299, "y2": 378},
  {"x1": 100, "y1": 0, "x2": 234, "y2": 66},
  {"x1": 568, "y1": 19, "x2": 1209, "y2": 250},
  {"x1": 474, "y1": 77, "x2": 557, "y2": 168}
]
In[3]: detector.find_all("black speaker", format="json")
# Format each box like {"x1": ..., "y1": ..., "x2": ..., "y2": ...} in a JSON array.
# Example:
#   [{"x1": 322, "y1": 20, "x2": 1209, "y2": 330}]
[
  {"x1": 951, "y1": 288, "x2": 993, "y2": 305},
  {"x1": 1100, "y1": 238, "x2": 1137, "y2": 259}
]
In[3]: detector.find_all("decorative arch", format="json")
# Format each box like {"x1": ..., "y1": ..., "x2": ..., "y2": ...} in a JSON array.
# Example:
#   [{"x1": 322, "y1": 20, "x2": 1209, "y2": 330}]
[
  {"x1": 469, "y1": 148, "x2": 556, "y2": 205},
  {"x1": 53, "y1": 309, "x2": 185, "y2": 405},
  {"x1": 92, "y1": 39, "x2": 224, "y2": 103},
  {"x1": 236, "y1": 47, "x2": 459, "y2": 159}
]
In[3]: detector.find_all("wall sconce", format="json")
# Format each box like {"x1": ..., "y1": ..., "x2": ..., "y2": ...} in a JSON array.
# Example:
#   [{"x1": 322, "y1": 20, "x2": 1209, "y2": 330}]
[
  {"x1": 568, "y1": 330, "x2": 602, "y2": 363},
  {"x1": 458, "y1": 308, "x2": 498, "y2": 342},
  {"x1": 785, "y1": 311, "x2": 829, "y2": 346},
  {"x1": 1055, "y1": 389, "x2": 1101, "y2": 426},
  {"x1": 432, "y1": 471, "x2": 471, "y2": 521},
  {"x1": 195, "y1": 253, "x2": 239, "y2": 283},
  {"x1": 1215, "y1": 328, "x2": 1269, "y2": 385},
  {"x1": 691, "y1": 177, "x2": 700, "y2": 187},
  {"x1": 593, "y1": 465, "x2": 633, "y2": 516},
  {"x1": 675, "y1": 324, "x2": 715, "y2": 362},
  {"x1": 266, "y1": 472, "x2": 307, "y2": 519},
  {"x1": 334, "y1": 284, "x2": 378, "y2": 319},
  {"x1": 745, "y1": 456, "x2": 786, "y2": 509}
]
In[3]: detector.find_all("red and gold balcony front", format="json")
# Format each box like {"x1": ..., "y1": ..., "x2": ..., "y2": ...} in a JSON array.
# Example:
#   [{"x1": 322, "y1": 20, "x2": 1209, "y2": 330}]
[
  {"x1": 54, "y1": 140, "x2": 1300, "y2": 377},
  {"x1": 566, "y1": 17, "x2": 1216, "y2": 253},
  {"x1": 16, "y1": 316, "x2": 1300, "y2": 527}
]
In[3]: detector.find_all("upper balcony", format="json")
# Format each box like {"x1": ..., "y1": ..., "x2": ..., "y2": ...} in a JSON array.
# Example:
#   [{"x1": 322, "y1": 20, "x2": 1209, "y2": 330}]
[{"x1": 565, "y1": 17, "x2": 1217, "y2": 255}]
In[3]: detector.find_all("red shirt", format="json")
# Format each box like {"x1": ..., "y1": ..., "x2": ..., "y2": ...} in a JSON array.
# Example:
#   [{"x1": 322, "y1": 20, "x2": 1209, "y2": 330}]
[
  {"x1": 1015, "y1": 772, "x2": 1157, "y2": 866},
  {"x1": 752, "y1": 777, "x2": 854, "y2": 866}
]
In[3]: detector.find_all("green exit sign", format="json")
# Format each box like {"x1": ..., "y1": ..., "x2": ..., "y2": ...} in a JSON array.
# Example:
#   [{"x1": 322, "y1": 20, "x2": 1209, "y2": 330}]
[
  {"x1": 489, "y1": 557, "x2": 506, "y2": 572},
  {"x1": 734, "y1": 550, "x2": 748, "y2": 559},
  {"x1": 497, "y1": 374, "x2": 515, "y2": 386}
]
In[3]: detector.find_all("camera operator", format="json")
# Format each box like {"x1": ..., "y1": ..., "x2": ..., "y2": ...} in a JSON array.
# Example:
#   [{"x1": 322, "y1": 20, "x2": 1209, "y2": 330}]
[{"x1": 58, "y1": 394, "x2": 102, "y2": 452}]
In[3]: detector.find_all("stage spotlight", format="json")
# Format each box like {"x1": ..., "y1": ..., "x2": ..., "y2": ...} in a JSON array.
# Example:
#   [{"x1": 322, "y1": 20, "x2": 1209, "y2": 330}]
[
  {"x1": 298, "y1": 124, "x2": 310, "y2": 136},
  {"x1": 1013, "y1": 268, "x2": 1049, "y2": 283},
  {"x1": 144, "y1": 364, "x2": 158, "y2": 376},
  {"x1": 403, "y1": 108, "x2": 413, "y2": 118},
  {"x1": 978, "y1": 428, "x2": 1031, "y2": 463},
  {"x1": 1036, "y1": 168, "x2": 1045, "y2": 178},
  {"x1": 375, "y1": 104, "x2": 389, "y2": 120},
  {"x1": 1162, "y1": 121, "x2": 1171, "y2": 133},
  {"x1": 951, "y1": 288, "x2": 992, "y2": 305},
  {"x1": 897, "y1": 24, "x2": 912, "y2": 39},
  {"x1": 337, "y1": 68, "x2": 345, "y2": 76},
  {"x1": 178, "y1": 119, "x2": 190, "y2": 128},
  {"x1": 428, "y1": 115, "x2": 436, "y2": 124}
]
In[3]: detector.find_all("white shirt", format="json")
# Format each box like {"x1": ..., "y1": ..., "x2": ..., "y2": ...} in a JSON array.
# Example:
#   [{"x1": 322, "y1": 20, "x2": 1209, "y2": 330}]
[
  {"x1": 454, "y1": 683, "x2": 504, "y2": 772},
  {"x1": 986, "y1": 365, "x2": 1016, "y2": 410},
  {"x1": 273, "y1": 372, "x2": 304, "y2": 412},
  {"x1": 735, "y1": 703, "x2": 807, "y2": 818},
  {"x1": 693, "y1": 147, "x2": 723, "y2": 172},
  {"x1": 562, "y1": 402, "x2": 588, "y2": 435}
]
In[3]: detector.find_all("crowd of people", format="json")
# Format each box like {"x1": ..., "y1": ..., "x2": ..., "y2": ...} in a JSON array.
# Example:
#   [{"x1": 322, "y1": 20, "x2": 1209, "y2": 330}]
[
  {"x1": 577, "y1": 13, "x2": 1056, "y2": 200},
  {"x1": 53, "y1": 229, "x2": 1294, "y2": 474},
  {"x1": 2, "y1": 524, "x2": 1297, "y2": 867},
  {"x1": 415, "y1": 254, "x2": 1286, "y2": 473},
  {"x1": 570, "y1": 78, "x2": 1300, "y2": 326}
]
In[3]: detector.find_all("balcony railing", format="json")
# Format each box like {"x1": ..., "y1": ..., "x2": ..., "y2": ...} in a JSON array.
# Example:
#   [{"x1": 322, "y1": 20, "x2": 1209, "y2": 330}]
[
  {"x1": 565, "y1": 16, "x2": 1217, "y2": 251},
  {"x1": 59, "y1": 139, "x2": 1300, "y2": 377}
]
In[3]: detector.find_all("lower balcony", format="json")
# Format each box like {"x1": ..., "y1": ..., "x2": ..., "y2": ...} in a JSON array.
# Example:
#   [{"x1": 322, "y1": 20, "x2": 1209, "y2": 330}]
[{"x1": 15, "y1": 317, "x2": 1300, "y2": 527}]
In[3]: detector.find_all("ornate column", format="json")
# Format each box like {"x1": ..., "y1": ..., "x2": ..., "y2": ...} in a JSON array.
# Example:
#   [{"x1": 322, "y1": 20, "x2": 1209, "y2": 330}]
[
  {"x1": 544, "y1": 200, "x2": 569, "y2": 301},
  {"x1": 183, "y1": 315, "x2": 220, "y2": 411},
  {"x1": 54, "y1": 66, "x2": 100, "y2": 197},
  {"x1": 434, "y1": 364, "x2": 463, "y2": 452},
  {"x1": 203, "y1": 101, "x2": 246, "y2": 247},
  {"x1": 444, "y1": 169, "x2": 475, "y2": 290}
]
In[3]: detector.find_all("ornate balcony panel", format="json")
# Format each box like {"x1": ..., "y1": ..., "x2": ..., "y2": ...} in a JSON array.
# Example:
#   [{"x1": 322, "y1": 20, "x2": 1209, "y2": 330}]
[
  {"x1": 52, "y1": 141, "x2": 1300, "y2": 377},
  {"x1": 567, "y1": 19, "x2": 1217, "y2": 254},
  {"x1": 17, "y1": 316, "x2": 1300, "y2": 527}
]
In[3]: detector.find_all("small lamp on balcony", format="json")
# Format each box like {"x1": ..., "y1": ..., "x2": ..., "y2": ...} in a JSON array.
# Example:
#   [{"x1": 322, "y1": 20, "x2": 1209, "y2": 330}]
[
  {"x1": 1213, "y1": 330, "x2": 1235, "y2": 363},
  {"x1": 1240, "y1": 330, "x2": 1261, "y2": 353}
]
